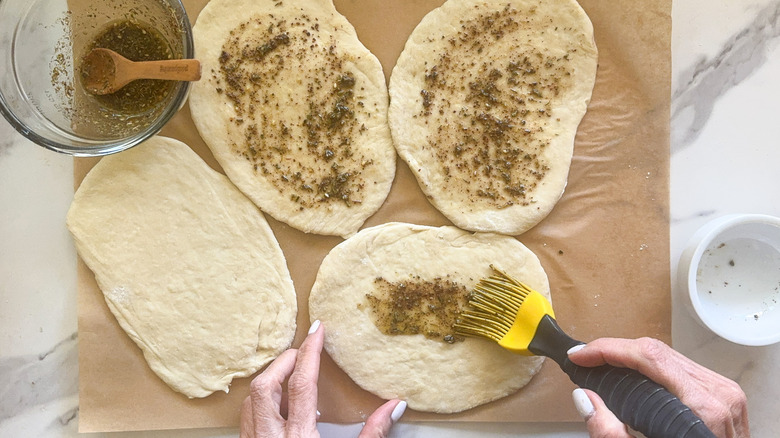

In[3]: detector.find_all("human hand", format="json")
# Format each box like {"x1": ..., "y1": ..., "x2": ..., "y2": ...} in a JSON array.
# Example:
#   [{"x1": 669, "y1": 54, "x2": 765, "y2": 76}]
[
  {"x1": 567, "y1": 337, "x2": 749, "y2": 438},
  {"x1": 240, "y1": 320, "x2": 407, "y2": 438}
]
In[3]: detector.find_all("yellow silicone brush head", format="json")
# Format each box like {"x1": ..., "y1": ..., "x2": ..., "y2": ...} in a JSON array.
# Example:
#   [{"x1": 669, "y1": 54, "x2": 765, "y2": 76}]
[
  {"x1": 454, "y1": 267, "x2": 555, "y2": 355},
  {"x1": 455, "y1": 270, "x2": 716, "y2": 438}
]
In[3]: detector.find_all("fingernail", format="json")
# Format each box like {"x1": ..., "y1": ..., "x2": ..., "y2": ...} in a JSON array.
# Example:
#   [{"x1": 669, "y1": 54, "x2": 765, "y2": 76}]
[
  {"x1": 567, "y1": 344, "x2": 586, "y2": 356},
  {"x1": 390, "y1": 400, "x2": 407, "y2": 423},
  {"x1": 308, "y1": 320, "x2": 321, "y2": 335},
  {"x1": 572, "y1": 388, "x2": 594, "y2": 420},
  {"x1": 316, "y1": 410, "x2": 321, "y2": 418}
]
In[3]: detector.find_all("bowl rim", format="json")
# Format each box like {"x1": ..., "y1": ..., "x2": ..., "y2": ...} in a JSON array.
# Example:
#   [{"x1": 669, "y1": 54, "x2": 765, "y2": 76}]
[
  {"x1": 0, "y1": 0, "x2": 195, "y2": 157},
  {"x1": 684, "y1": 213, "x2": 780, "y2": 346}
]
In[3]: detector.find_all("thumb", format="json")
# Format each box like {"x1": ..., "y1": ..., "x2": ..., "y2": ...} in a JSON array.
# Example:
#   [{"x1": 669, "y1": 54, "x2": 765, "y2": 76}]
[
  {"x1": 357, "y1": 399, "x2": 406, "y2": 438},
  {"x1": 572, "y1": 389, "x2": 633, "y2": 438}
]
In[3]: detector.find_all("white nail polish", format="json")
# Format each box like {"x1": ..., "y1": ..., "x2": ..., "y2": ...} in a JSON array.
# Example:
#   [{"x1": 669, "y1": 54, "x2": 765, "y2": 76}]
[
  {"x1": 567, "y1": 344, "x2": 586, "y2": 356},
  {"x1": 572, "y1": 388, "x2": 594, "y2": 419},
  {"x1": 308, "y1": 319, "x2": 321, "y2": 335},
  {"x1": 390, "y1": 401, "x2": 407, "y2": 423}
]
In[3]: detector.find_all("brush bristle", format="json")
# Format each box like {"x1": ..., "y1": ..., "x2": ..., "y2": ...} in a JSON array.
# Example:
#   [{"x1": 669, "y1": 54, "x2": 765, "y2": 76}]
[{"x1": 453, "y1": 267, "x2": 533, "y2": 341}]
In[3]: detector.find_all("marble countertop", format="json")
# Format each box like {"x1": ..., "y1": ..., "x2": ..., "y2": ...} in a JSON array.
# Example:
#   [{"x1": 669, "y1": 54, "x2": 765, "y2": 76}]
[{"x1": 2, "y1": 0, "x2": 780, "y2": 436}]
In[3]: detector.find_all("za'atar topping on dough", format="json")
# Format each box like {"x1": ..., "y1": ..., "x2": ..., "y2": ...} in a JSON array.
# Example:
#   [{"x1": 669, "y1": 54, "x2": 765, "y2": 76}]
[
  {"x1": 419, "y1": 29, "x2": 570, "y2": 209},
  {"x1": 216, "y1": 21, "x2": 371, "y2": 208},
  {"x1": 389, "y1": 0, "x2": 598, "y2": 235},
  {"x1": 361, "y1": 276, "x2": 470, "y2": 344},
  {"x1": 190, "y1": 0, "x2": 395, "y2": 238}
]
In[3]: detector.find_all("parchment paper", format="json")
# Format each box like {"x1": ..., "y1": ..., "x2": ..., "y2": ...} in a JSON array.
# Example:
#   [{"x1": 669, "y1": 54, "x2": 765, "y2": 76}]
[{"x1": 75, "y1": 0, "x2": 671, "y2": 431}]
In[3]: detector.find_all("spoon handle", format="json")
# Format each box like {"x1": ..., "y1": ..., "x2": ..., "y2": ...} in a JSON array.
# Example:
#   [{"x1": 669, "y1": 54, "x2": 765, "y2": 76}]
[{"x1": 131, "y1": 59, "x2": 202, "y2": 82}]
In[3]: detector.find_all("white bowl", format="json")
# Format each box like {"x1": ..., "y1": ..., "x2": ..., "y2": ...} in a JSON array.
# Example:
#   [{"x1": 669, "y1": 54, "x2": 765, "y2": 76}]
[{"x1": 678, "y1": 214, "x2": 780, "y2": 346}]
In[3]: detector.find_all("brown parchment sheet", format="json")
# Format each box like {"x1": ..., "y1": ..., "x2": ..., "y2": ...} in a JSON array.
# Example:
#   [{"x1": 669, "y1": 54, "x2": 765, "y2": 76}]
[{"x1": 74, "y1": 0, "x2": 671, "y2": 432}]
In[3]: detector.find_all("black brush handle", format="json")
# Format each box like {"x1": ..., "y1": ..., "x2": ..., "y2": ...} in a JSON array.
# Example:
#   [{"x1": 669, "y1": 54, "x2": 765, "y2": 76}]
[{"x1": 528, "y1": 315, "x2": 716, "y2": 438}]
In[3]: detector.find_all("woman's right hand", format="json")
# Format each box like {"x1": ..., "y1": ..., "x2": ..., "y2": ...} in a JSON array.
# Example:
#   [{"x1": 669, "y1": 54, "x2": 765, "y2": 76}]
[{"x1": 567, "y1": 337, "x2": 749, "y2": 438}]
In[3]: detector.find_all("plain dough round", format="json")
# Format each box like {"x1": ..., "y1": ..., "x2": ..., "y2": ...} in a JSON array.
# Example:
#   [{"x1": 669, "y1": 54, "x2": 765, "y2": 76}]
[
  {"x1": 389, "y1": 0, "x2": 598, "y2": 235},
  {"x1": 309, "y1": 222, "x2": 550, "y2": 413},
  {"x1": 67, "y1": 136, "x2": 297, "y2": 398},
  {"x1": 190, "y1": 0, "x2": 395, "y2": 238}
]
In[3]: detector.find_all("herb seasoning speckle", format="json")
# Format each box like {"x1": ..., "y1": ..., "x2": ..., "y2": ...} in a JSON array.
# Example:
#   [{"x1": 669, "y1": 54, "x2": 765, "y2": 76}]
[
  {"x1": 362, "y1": 276, "x2": 469, "y2": 344},
  {"x1": 216, "y1": 14, "x2": 375, "y2": 209},
  {"x1": 414, "y1": 4, "x2": 580, "y2": 210}
]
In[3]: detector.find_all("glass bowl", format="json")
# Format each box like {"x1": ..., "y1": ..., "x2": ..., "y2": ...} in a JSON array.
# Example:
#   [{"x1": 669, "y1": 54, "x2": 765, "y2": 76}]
[{"x1": 0, "y1": 0, "x2": 194, "y2": 156}]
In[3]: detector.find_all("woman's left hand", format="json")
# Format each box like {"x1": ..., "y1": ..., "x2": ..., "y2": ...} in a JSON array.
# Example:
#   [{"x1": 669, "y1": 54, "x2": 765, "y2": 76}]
[{"x1": 240, "y1": 320, "x2": 406, "y2": 438}]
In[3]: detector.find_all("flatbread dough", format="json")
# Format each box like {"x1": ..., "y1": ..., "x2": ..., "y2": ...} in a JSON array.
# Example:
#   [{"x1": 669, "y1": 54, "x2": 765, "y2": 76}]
[
  {"x1": 190, "y1": 0, "x2": 396, "y2": 238},
  {"x1": 389, "y1": 0, "x2": 598, "y2": 235},
  {"x1": 309, "y1": 222, "x2": 549, "y2": 413},
  {"x1": 67, "y1": 136, "x2": 297, "y2": 398}
]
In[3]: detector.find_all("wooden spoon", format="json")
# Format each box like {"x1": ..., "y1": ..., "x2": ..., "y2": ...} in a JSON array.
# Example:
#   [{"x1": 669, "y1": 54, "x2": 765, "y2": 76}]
[{"x1": 81, "y1": 48, "x2": 201, "y2": 95}]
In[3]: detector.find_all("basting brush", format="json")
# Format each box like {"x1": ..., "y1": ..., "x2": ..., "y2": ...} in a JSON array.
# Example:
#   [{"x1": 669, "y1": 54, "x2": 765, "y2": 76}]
[{"x1": 454, "y1": 267, "x2": 715, "y2": 438}]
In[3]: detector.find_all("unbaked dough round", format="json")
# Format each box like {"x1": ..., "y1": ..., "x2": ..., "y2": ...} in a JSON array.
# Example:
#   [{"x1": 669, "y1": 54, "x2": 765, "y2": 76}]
[
  {"x1": 190, "y1": 0, "x2": 396, "y2": 238},
  {"x1": 309, "y1": 222, "x2": 550, "y2": 413},
  {"x1": 389, "y1": 0, "x2": 598, "y2": 235},
  {"x1": 67, "y1": 136, "x2": 297, "y2": 398}
]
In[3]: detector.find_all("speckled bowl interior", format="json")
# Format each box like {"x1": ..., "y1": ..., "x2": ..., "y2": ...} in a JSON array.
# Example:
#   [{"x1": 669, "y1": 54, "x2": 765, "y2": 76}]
[{"x1": 679, "y1": 214, "x2": 780, "y2": 346}]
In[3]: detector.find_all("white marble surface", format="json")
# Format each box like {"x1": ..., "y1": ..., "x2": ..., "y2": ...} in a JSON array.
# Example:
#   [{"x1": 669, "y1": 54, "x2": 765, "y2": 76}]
[{"x1": 2, "y1": 0, "x2": 780, "y2": 436}]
